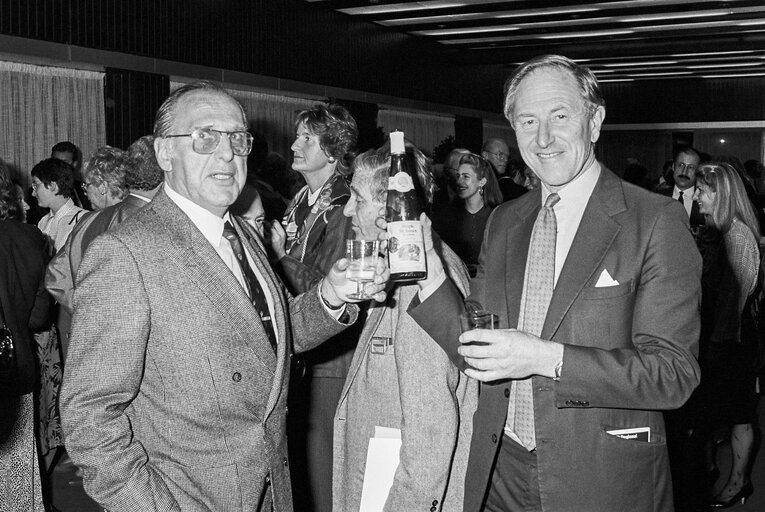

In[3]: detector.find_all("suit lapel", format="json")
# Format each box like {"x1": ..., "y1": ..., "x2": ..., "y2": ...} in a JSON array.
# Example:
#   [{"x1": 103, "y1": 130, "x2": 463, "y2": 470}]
[
  {"x1": 541, "y1": 169, "x2": 625, "y2": 340},
  {"x1": 233, "y1": 217, "x2": 292, "y2": 418},
  {"x1": 150, "y1": 192, "x2": 278, "y2": 375},
  {"x1": 504, "y1": 192, "x2": 540, "y2": 329}
]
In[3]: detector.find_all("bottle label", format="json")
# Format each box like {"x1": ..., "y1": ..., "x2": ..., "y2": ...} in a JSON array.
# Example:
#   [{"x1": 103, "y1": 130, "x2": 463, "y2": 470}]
[
  {"x1": 388, "y1": 171, "x2": 414, "y2": 193},
  {"x1": 387, "y1": 220, "x2": 427, "y2": 274}
]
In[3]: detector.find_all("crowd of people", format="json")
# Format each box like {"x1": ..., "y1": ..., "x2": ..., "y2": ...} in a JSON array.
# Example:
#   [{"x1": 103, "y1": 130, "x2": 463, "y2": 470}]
[{"x1": 0, "y1": 53, "x2": 763, "y2": 512}]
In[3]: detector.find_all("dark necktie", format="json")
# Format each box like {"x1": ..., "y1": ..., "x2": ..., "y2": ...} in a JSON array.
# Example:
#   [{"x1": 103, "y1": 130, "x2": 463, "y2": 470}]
[
  {"x1": 506, "y1": 192, "x2": 560, "y2": 451},
  {"x1": 223, "y1": 221, "x2": 277, "y2": 352},
  {"x1": 678, "y1": 191, "x2": 684, "y2": 205}
]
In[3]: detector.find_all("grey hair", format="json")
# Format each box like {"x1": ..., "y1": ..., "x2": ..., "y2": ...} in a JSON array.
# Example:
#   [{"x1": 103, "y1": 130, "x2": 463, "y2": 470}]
[
  {"x1": 503, "y1": 54, "x2": 605, "y2": 124},
  {"x1": 153, "y1": 81, "x2": 246, "y2": 137}
]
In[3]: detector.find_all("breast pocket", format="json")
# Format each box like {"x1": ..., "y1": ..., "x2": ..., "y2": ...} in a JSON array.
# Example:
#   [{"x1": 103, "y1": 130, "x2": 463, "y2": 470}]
[{"x1": 570, "y1": 279, "x2": 636, "y2": 349}]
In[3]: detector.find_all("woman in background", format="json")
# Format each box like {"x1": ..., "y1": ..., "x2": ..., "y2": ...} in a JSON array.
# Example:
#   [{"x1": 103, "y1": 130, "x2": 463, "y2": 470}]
[
  {"x1": 0, "y1": 161, "x2": 50, "y2": 511},
  {"x1": 433, "y1": 152, "x2": 502, "y2": 276},
  {"x1": 693, "y1": 161, "x2": 761, "y2": 508},
  {"x1": 266, "y1": 103, "x2": 359, "y2": 512}
]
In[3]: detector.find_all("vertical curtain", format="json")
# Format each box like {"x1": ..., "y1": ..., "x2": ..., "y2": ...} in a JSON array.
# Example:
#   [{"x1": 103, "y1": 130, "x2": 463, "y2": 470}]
[
  {"x1": 0, "y1": 61, "x2": 106, "y2": 188},
  {"x1": 378, "y1": 109, "x2": 454, "y2": 157},
  {"x1": 483, "y1": 122, "x2": 515, "y2": 149}
]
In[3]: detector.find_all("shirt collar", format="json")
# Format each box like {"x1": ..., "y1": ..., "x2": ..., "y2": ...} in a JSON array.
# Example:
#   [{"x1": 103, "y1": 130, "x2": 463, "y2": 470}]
[
  {"x1": 51, "y1": 198, "x2": 77, "y2": 219},
  {"x1": 164, "y1": 183, "x2": 231, "y2": 248},
  {"x1": 673, "y1": 185, "x2": 694, "y2": 197},
  {"x1": 540, "y1": 160, "x2": 601, "y2": 208}
]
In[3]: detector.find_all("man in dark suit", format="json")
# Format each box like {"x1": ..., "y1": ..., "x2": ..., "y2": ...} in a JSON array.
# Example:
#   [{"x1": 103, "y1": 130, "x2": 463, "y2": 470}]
[
  {"x1": 659, "y1": 146, "x2": 705, "y2": 228},
  {"x1": 409, "y1": 55, "x2": 701, "y2": 511},
  {"x1": 60, "y1": 82, "x2": 388, "y2": 512}
]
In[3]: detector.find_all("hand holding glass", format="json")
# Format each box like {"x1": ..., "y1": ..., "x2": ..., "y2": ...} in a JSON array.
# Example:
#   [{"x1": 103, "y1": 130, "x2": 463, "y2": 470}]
[
  {"x1": 346, "y1": 240, "x2": 381, "y2": 300},
  {"x1": 459, "y1": 310, "x2": 498, "y2": 346}
]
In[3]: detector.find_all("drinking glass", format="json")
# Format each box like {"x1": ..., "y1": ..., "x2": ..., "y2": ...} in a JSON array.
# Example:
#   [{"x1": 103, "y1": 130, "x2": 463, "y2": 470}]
[
  {"x1": 346, "y1": 239, "x2": 380, "y2": 300},
  {"x1": 459, "y1": 310, "x2": 498, "y2": 332}
]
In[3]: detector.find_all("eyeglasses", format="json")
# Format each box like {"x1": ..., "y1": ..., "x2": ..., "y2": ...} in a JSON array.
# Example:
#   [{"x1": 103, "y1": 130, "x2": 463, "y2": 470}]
[
  {"x1": 164, "y1": 127, "x2": 253, "y2": 156},
  {"x1": 485, "y1": 150, "x2": 509, "y2": 161}
]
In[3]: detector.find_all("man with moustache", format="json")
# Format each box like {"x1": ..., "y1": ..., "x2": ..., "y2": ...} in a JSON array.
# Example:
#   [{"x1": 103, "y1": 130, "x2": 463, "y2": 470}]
[
  {"x1": 60, "y1": 82, "x2": 388, "y2": 512},
  {"x1": 660, "y1": 146, "x2": 705, "y2": 228},
  {"x1": 409, "y1": 55, "x2": 701, "y2": 511}
]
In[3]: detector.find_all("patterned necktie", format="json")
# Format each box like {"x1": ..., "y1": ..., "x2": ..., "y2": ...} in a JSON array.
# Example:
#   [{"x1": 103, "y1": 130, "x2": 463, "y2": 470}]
[
  {"x1": 678, "y1": 191, "x2": 684, "y2": 205},
  {"x1": 506, "y1": 193, "x2": 560, "y2": 451},
  {"x1": 222, "y1": 221, "x2": 277, "y2": 352}
]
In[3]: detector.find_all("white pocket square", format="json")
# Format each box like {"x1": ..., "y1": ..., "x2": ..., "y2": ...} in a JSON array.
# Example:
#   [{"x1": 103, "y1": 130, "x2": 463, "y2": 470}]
[{"x1": 595, "y1": 269, "x2": 619, "y2": 287}]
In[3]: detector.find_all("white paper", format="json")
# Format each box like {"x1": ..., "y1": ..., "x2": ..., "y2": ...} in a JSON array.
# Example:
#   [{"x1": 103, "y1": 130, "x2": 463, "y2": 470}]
[{"x1": 358, "y1": 427, "x2": 402, "y2": 512}]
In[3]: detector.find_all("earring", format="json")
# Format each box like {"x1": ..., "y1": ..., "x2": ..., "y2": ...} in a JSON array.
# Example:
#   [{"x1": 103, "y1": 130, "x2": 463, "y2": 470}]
[
  {"x1": 328, "y1": 156, "x2": 337, "y2": 164},
  {"x1": 479, "y1": 185, "x2": 484, "y2": 196}
]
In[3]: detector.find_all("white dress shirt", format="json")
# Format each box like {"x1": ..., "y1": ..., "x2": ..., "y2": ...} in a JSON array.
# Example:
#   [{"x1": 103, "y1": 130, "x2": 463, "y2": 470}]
[
  {"x1": 37, "y1": 198, "x2": 86, "y2": 251},
  {"x1": 542, "y1": 161, "x2": 601, "y2": 285},
  {"x1": 672, "y1": 185, "x2": 694, "y2": 218},
  {"x1": 164, "y1": 183, "x2": 280, "y2": 338}
]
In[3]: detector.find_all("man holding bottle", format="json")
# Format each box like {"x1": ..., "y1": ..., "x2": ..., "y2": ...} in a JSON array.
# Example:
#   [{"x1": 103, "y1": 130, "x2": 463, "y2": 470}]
[{"x1": 333, "y1": 139, "x2": 477, "y2": 512}]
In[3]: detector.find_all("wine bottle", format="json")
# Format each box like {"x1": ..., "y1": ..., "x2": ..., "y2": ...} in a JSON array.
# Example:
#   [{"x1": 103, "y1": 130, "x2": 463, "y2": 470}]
[{"x1": 385, "y1": 130, "x2": 427, "y2": 281}]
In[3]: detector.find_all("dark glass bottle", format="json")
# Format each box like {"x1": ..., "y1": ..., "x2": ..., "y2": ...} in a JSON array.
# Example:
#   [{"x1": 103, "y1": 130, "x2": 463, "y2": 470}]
[{"x1": 385, "y1": 131, "x2": 427, "y2": 281}]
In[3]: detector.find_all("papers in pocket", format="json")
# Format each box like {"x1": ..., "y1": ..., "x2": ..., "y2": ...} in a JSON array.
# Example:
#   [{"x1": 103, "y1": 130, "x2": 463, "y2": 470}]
[
  {"x1": 359, "y1": 427, "x2": 402, "y2": 512},
  {"x1": 606, "y1": 426, "x2": 651, "y2": 442}
]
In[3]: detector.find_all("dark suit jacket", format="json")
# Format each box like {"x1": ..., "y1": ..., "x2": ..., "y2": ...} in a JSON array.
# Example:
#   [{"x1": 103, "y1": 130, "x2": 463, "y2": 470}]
[
  {"x1": 411, "y1": 167, "x2": 702, "y2": 512},
  {"x1": 658, "y1": 186, "x2": 705, "y2": 227},
  {"x1": 60, "y1": 190, "x2": 356, "y2": 512},
  {"x1": 0, "y1": 220, "x2": 49, "y2": 396}
]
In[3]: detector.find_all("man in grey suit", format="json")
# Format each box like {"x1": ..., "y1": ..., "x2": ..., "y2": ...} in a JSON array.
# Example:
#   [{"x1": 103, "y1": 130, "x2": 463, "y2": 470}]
[
  {"x1": 60, "y1": 82, "x2": 387, "y2": 512},
  {"x1": 409, "y1": 55, "x2": 701, "y2": 511}
]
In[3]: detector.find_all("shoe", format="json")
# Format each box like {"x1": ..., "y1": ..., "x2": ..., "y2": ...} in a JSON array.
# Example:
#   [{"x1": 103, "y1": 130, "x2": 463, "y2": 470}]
[{"x1": 709, "y1": 481, "x2": 753, "y2": 508}]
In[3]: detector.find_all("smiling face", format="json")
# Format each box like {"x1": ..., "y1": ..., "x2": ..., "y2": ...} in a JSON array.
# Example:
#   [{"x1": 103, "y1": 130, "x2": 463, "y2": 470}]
[
  {"x1": 693, "y1": 183, "x2": 716, "y2": 216},
  {"x1": 511, "y1": 67, "x2": 604, "y2": 192},
  {"x1": 456, "y1": 164, "x2": 486, "y2": 201},
  {"x1": 291, "y1": 122, "x2": 332, "y2": 176},
  {"x1": 156, "y1": 91, "x2": 247, "y2": 217},
  {"x1": 343, "y1": 168, "x2": 385, "y2": 240}
]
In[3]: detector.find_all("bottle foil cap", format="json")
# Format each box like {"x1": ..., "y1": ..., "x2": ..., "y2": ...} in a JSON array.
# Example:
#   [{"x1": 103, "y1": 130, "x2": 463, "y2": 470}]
[{"x1": 390, "y1": 131, "x2": 405, "y2": 154}]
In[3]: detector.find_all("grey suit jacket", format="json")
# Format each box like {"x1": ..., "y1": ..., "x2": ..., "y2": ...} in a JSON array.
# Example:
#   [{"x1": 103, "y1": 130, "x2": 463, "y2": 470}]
[
  {"x1": 60, "y1": 190, "x2": 355, "y2": 512},
  {"x1": 411, "y1": 167, "x2": 702, "y2": 512},
  {"x1": 333, "y1": 240, "x2": 477, "y2": 512}
]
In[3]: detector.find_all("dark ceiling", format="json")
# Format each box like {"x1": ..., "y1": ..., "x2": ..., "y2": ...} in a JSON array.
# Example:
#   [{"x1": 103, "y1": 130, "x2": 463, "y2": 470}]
[{"x1": 305, "y1": 0, "x2": 765, "y2": 83}]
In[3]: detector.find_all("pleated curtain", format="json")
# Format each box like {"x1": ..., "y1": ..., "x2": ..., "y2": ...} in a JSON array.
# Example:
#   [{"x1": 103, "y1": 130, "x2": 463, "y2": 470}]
[
  {"x1": 378, "y1": 109, "x2": 455, "y2": 157},
  {"x1": 0, "y1": 61, "x2": 106, "y2": 187}
]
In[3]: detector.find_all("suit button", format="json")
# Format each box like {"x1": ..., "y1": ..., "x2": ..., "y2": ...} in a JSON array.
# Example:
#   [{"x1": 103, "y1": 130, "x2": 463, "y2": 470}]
[
  {"x1": 232, "y1": 372, "x2": 242, "y2": 382},
  {"x1": 504, "y1": 388, "x2": 510, "y2": 398},
  {"x1": 283, "y1": 457, "x2": 288, "y2": 466},
  {"x1": 432, "y1": 500, "x2": 438, "y2": 506},
  {"x1": 265, "y1": 474, "x2": 270, "y2": 484},
  {"x1": 491, "y1": 434, "x2": 498, "y2": 443},
  {"x1": 430, "y1": 507, "x2": 437, "y2": 512}
]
